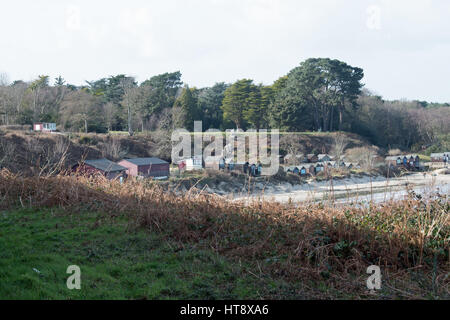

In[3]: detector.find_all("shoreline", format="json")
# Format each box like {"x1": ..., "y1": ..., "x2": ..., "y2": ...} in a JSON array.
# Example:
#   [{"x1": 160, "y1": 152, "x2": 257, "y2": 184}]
[{"x1": 230, "y1": 172, "x2": 450, "y2": 204}]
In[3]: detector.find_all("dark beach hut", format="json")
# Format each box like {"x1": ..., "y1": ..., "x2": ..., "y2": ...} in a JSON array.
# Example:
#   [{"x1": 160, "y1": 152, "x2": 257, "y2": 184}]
[
  {"x1": 118, "y1": 157, "x2": 170, "y2": 178},
  {"x1": 73, "y1": 159, "x2": 127, "y2": 180}
]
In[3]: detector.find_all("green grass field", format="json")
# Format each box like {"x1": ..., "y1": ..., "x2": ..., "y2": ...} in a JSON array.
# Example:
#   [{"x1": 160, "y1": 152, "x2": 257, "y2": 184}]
[
  {"x1": 1, "y1": 172, "x2": 447, "y2": 300},
  {"x1": 0, "y1": 208, "x2": 299, "y2": 300}
]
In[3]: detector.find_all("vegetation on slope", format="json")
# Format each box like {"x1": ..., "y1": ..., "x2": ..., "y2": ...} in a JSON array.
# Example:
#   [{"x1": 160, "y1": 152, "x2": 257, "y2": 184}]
[
  {"x1": 1, "y1": 208, "x2": 290, "y2": 299},
  {"x1": 0, "y1": 170, "x2": 448, "y2": 299},
  {"x1": 1, "y1": 59, "x2": 448, "y2": 152}
]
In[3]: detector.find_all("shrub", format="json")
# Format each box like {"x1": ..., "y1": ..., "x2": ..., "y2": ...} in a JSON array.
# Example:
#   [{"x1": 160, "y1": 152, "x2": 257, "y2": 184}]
[{"x1": 0, "y1": 170, "x2": 448, "y2": 298}]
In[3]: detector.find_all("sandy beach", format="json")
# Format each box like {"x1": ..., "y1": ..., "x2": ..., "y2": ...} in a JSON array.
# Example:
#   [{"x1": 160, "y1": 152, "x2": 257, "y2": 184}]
[{"x1": 234, "y1": 171, "x2": 450, "y2": 204}]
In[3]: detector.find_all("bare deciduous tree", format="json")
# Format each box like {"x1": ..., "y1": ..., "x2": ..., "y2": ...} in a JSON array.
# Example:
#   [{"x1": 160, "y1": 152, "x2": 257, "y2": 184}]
[
  {"x1": 120, "y1": 78, "x2": 138, "y2": 136},
  {"x1": 103, "y1": 102, "x2": 116, "y2": 132},
  {"x1": 280, "y1": 135, "x2": 303, "y2": 166},
  {"x1": 102, "y1": 136, "x2": 127, "y2": 160},
  {"x1": 331, "y1": 133, "x2": 348, "y2": 162},
  {"x1": 345, "y1": 146, "x2": 379, "y2": 171},
  {"x1": 38, "y1": 136, "x2": 71, "y2": 176},
  {"x1": 60, "y1": 91, "x2": 102, "y2": 133}
]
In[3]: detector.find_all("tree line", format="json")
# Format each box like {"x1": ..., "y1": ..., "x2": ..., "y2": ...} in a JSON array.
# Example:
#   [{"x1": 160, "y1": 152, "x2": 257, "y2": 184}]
[{"x1": 0, "y1": 58, "x2": 448, "y2": 151}]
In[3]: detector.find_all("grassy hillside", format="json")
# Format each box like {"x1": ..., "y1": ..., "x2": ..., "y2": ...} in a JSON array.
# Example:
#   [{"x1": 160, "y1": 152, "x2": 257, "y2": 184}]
[
  {"x1": 0, "y1": 170, "x2": 448, "y2": 299},
  {"x1": 0, "y1": 128, "x2": 377, "y2": 175},
  {"x1": 1, "y1": 208, "x2": 291, "y2": 299}
]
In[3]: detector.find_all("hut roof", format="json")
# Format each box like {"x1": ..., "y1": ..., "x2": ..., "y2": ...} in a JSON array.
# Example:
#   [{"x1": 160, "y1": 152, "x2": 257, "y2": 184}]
[
  {"x1": 403, "y1": 154, "x2": 419, "y2": 159},
  {"x1": 122, "y1": 157, "x2": 169, "y2": 166},
  {"x1": 85, "y1": 159, "x2": 126, "y2": 172}
]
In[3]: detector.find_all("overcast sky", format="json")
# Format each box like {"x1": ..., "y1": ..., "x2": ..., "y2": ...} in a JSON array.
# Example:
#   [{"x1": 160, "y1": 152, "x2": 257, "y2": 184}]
[{"x1": 0, "y1": 0, "x2": 449, "y2": 102}]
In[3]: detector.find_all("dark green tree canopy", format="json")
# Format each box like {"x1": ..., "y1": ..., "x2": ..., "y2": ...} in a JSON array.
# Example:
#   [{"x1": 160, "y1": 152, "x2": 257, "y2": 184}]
[
  {"x1": 174, "y1": 85, "x2": 199, "y2": 131},
  {"x1": 273, "y1": 58, "x2": 364, "y2": 132},
  {"x1": 197, "y1": 82, "x2": 228, "y2": 130},
  {"x1": 221, "y1": 79, "x2": 258, "y2": 129},
  {"x1": 2, "y1": 57, "x2": 448, "y2": 153}
]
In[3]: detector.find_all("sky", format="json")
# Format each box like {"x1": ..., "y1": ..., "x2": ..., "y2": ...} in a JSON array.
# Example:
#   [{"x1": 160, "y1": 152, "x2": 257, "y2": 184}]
[{"x1": 0, "y1": 0, "x2": 449, "y2": 102}]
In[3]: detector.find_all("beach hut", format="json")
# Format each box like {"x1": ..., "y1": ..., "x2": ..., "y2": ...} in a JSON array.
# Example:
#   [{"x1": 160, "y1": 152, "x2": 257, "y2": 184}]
[
  {"x1": 33, "y1": 122, "x2": 56, "y2": 132},
  {"x1": 385, "y1": 156, "x2": 402, "y2": 167},
  {"x1": 285, "y1": 166, "x2": 299, "y2": 174},
  {"x1": 318, "y1": 154, "x2": 332, "y2": 162},
  {"x1": 118, "y1": 157, "x2": 170, "y2": 178},
  {"x1": 299, "y1": 164, "x2": 314, "y2": 176},
  {"x1": 306, "y1": 154, "x2": 318, "y2": 163},
  {"x1": 73, "y1": 159, "x2": 127, "y2": 180},
  {"x1": 405, "y1": 155, "x2": 420, "y2": 168},
  {"x1": 249, "y1": 164, "x2": 258, "y2": 176},
  {"x1": 327, "y1": 161, "x2": 338, "y2": 169},
  {"x1": 257, "y1": 163, "x2": 262, "y2": 176},
  {"x1": 184, "y1": 156, "x2": 203, "y2": 171},
  {"x1": 315, "y1": 163, "x2": 324, "y2": 174},
  {"x1": 299, "y1": 166, "x2": 307, "y2": 176},
  {"x1": 430, "y1": 153, "x2": 449, "y2": 163},
  {"x1": 345, "y1": 162, "x2": 354, "y2": 169}
]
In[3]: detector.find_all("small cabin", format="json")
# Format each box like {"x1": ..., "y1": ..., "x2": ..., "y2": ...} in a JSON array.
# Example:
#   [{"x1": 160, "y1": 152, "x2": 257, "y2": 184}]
[
  {"x1": 118, "y1": 157, "x2": 170, "y2": 179},
  {"x1": 412, "y1": 155, "x2": 420, "y2": 168},
  {"x1": 431, "y1": 153, "x2": 449, "y2": 162},
  {"x1": 73, "y1": 159, "x2": 127, "y2": 180},
  {"x1": 184, "y1": 156, "x2": 203, "y2": 171},
  {"x1": 385, "y1": 156, "x2": 402, "y2": 167},
  {"x1": 300, "y1": 166, "x2": 307, "y2": 176},
  {"x1": 324, "y1": 161, "x2": 336, "y2": 169},
  {"x1": 247, "y1": 163, "x2": 260, "y2": 176},
  {"x1": 403, "y1": 155, "x2": 420, "y2": 168},
  {"x1": 306, "y1": 154, "x2": 318, "y2": 163},
  {"x1": 386, "y1": 155, "x2": 420, "y2": 169},
  {"x1": 345, "y1": 162, "x2": 354, "y2": 169},
  {"x1": 285, "y1": 166, "x2": 300, "y2": 175},
  {"x1": 34, "y1": 122, "x2": 56, "y2": 132},
  {"x1": 317, "y1": 154, "x2": 332, "y2": 162},
  {"x1": 300, "y1": 164, "x2": 314, "y2": 176},
  {"x1": 315, "y1": 163, "x2": 324, "y2": 173}
]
